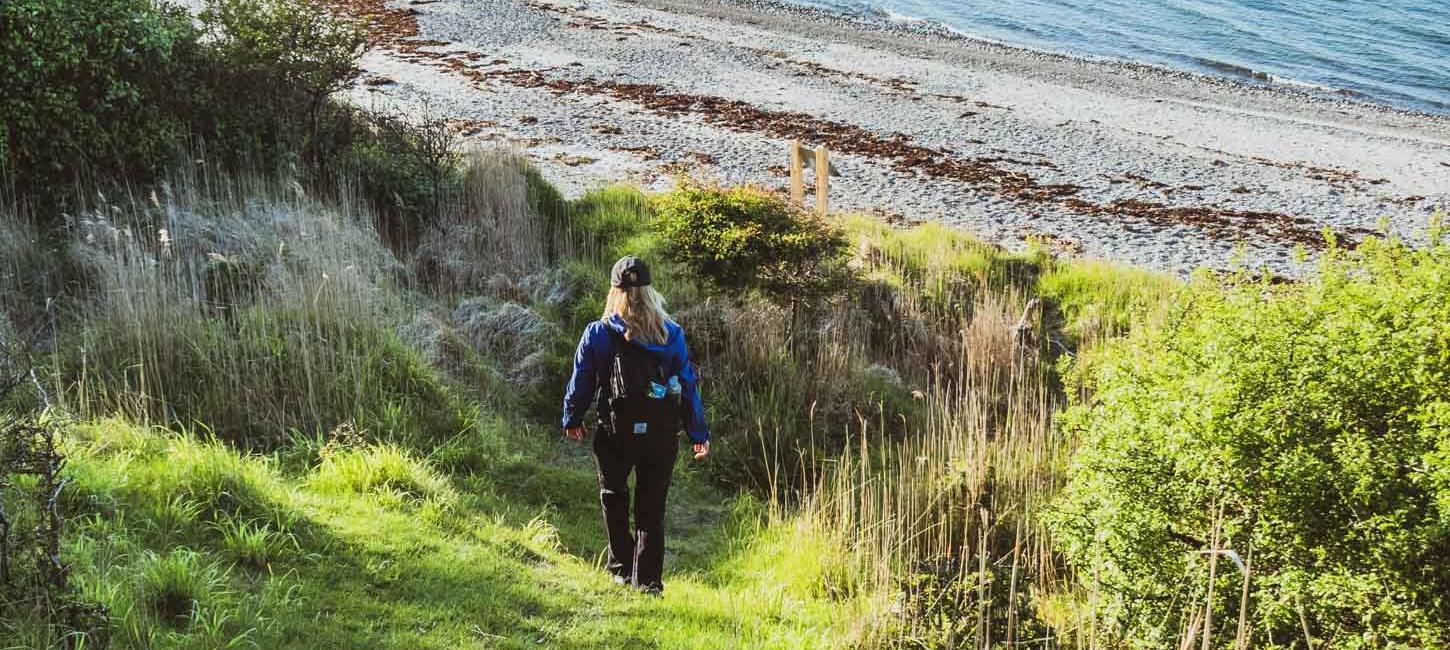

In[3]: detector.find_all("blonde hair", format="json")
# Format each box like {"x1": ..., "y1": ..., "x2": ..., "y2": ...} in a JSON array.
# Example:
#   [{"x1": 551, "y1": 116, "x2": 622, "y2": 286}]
[{"x1": 603, "y1": 285, "x2": 671, "y2": 345}]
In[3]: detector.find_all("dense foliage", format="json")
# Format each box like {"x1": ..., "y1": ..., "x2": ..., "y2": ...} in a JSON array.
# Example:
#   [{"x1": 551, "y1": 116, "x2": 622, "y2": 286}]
[
  {"x1": 197, "y1": 0, "x2": 366, "y2": 163},
  {"x1": 1, "y1": 0, "x2": 200, "y2": 197},
  {"x1": 0, "y1": 0, "x2": 387, "y2": 217},
  {"x1": 654, "y1": 183, "x2": 853, "y2": 308},
  {"x1": 1051, "y1": 231, "x2": 1450, "y2": 648}
]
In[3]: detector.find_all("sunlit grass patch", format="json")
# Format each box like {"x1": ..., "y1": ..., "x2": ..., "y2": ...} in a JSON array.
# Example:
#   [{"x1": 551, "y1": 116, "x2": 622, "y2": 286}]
[
  {"x1": 1036, "y1": 256, "x2": 1178, "y2": 346},
  {"x1": 213, "y1": 513, "x2": 297, "y2": 570},
  {"x1": 306, "y1": 443, "x2": 457, "y2": 507},
  {"x1": 64, "y1": 419, "x2": 301, "y2": 535}
]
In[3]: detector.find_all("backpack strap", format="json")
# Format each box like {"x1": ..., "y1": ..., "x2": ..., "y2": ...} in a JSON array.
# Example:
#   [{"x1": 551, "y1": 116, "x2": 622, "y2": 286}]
[
  {"x1": 605, "y1": 327, "x2": 626, "y2": 399},
  {"x1": 602, "y1": 324, "x2": 667, "y2": 400}
]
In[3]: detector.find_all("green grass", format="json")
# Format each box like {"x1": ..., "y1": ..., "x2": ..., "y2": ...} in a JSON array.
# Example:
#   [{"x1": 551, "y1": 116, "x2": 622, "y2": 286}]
[
  {"x1": 306, "y1": 443, "x2": 458, "y2": 503},
  {"x1": 1036, "y1": 256, "x2": 1178, "y2": 346},
  {"x1": 839, "y1": 213, "x2": 1176, "y2": 347},
  {"x1": 33, "y1": 418, "x2": 866, "y2": 650},
  {"x1": 840, "y1": 215, "x2": 1039, "y2": 284}
]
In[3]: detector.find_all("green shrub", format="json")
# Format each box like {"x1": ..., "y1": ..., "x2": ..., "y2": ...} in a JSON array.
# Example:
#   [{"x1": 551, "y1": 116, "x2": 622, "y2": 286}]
[
  {"x1": 197, "y1": 0, "x2": 366, "y2": 163},
  {"x1": 1050, "y1": 232, "x2": 1450, "y2": 647},
  {"x1": 2, "y1": 0, "x2": 367, "y2": 210},
  {"x1": 654, "y1": 183, "x2": 853, "y2": 308},
  {"x1": 336, "y1": 107, "x2": 463, "y2": 245},
  {"x1": 1, "y1": 0, "x2": 200, "y2": 204}
]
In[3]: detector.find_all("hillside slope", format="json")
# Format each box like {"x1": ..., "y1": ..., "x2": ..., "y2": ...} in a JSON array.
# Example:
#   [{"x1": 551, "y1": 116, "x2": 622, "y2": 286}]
[
  {"x1": 1, "y1": 165, "x2": 873, "y2": 649},
  {"x1": 51, "y1": 419, "x2": 856, "y2": 649}
]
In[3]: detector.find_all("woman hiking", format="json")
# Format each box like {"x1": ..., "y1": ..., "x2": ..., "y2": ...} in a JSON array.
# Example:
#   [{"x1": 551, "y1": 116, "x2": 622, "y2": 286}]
[{"x1": 562, "y1": 256, "x2": 710, "y2": 595}]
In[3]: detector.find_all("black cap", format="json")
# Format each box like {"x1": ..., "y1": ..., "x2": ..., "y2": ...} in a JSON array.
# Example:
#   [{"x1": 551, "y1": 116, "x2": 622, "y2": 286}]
[{"x1": 611, "y1": 256, "x2": 651, "y2": 288}]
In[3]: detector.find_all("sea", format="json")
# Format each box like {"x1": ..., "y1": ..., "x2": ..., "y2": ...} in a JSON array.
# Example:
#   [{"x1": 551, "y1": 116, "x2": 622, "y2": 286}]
[{"x1": 788, "y1": 0, "x2": 1450, "y2": 115}]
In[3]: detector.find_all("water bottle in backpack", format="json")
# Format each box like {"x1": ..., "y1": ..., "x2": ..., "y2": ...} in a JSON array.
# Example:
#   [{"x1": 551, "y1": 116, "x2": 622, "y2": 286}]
[{"x1": 667, "y1": 376, "x2": 682, "y2": 405}]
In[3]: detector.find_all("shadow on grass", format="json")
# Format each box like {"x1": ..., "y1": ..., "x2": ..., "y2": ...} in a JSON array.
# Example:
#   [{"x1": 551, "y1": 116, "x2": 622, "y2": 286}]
[{"x1": 268, "y1": 488, "x2": 758, "y2": 650}]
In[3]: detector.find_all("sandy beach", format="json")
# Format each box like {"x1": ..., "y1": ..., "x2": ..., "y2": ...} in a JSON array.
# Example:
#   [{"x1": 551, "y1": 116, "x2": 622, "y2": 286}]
[{"x1": 326, "y1": 0, "x2": 1450, "y2": 275}]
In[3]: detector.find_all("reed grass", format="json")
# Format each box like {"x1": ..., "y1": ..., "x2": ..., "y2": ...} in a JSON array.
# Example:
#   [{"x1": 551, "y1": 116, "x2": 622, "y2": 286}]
[
  {"x1": 49, "y1": 163, "x2": 472, "y2": 448},
  {"x1": 700, "y1": 211, "x2": 1178, "y2": 647}
]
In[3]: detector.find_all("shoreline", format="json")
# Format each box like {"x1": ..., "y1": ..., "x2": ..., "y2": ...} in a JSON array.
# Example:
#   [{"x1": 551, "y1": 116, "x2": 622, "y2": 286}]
[
  {"x1": 329, "y1": 0, "x2": 1450, "y2": 275},
  {"x1": 647, "y1": 0, "x2": 1450, "y2": 127},
  {"x1": 694, "y1": 0, "x2": 1450, "y2": 119}
]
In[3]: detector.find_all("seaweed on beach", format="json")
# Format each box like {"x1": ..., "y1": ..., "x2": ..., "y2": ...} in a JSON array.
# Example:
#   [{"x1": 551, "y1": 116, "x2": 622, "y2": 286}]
[{"x1": 324, "y1": 0, "x2": 1378, "y2": 251}]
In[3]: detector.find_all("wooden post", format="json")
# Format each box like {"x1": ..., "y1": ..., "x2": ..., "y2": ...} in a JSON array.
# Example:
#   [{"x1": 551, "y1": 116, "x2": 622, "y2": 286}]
[
  {"x1": 814, "y1": 146, "x2": 830, "y2": 215},
  {"x1": 789, "y1": 140, "x2": 805, "y2": 205},
  {"x1": 787, "y1": 140, "x2": 832, "y2": 213}
]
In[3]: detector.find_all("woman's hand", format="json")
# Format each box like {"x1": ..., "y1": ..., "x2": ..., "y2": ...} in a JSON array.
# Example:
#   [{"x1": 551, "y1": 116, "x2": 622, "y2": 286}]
[
  {"x1": 565, "y1": 426, "x2": 586, "y2": 441},
  {"x1": 692, "y1": 441, "x2": 709, "y2": 461}
]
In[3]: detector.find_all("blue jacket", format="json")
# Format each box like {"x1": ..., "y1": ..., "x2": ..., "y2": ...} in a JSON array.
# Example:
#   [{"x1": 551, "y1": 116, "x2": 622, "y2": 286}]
[{"x1": 562, "y1": 315, "x2": 710, "y2": 444}]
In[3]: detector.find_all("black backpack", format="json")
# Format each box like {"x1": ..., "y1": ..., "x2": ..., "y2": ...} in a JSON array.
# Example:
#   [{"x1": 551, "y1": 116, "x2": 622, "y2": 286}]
[{"x1": 604, "y1": 329, "x2": 680, "y2": 438}]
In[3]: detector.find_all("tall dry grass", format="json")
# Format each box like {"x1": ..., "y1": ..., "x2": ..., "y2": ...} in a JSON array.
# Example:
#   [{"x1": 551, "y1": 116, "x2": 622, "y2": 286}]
[
  {"x1": 414, "y1": 150, "x2": 547, "y2": 297},
  {"x1": 49, "y1": 161, "x2": 470, "y2": 447},
  {"x1": 709, "y1": 220, "x2": 1130, "y2": 647},
  {"x1": 798, "y1": 289, "x2": 1069, "y2": 648}
]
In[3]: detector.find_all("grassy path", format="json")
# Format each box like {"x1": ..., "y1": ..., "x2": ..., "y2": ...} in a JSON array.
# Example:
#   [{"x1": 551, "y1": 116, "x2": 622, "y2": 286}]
[
  {"x1": 56, "y1": 420, "x2": 857, "y2": 649},
  {"x1": 268, "y1": 440, "x2": 852, "y2": 648}
]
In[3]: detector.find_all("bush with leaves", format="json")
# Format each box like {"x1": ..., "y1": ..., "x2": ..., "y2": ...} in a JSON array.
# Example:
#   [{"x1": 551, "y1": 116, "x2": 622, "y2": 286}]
[
  {"x1": 2, "y1": 0, "x2": 368, "y2": 213},
  {"x1": 0, "y1": 0, "x2": 200, "y2": 203},
  {"x1": 654, "y1": 182, "x2": 853, "y2": 309},
  {"x1": 1049, "y1": 225, "x2": 1450, "y2": 648},
  {"x1": 196, "y1": 0, "x2": 367, "y2": 164},
  {"x1": 337, "y1": 107, "x2": 464, "y2": 245}
]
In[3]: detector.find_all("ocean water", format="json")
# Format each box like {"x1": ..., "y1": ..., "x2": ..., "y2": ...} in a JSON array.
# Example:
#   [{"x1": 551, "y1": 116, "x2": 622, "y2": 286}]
[{"x1": 791, "y1": 0, "x2": 1450, "y2": 115}]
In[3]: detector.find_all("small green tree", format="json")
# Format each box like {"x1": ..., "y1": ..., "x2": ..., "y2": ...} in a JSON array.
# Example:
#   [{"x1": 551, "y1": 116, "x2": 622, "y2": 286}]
[
  {"x1": 654, "y1": 182, "x2": 853, "y2": 310},
  {"x1": 199, "y1": 0, "x2": 366, "y2": 161},
  {"x1": 1049, "y1": 223, "x2": 1450, "y2": 648}
]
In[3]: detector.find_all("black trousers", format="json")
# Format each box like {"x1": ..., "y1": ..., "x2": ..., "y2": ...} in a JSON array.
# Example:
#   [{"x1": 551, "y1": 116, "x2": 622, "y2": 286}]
[{"x1": 592, "y1": 424, "x2": 679, "y2": 591}]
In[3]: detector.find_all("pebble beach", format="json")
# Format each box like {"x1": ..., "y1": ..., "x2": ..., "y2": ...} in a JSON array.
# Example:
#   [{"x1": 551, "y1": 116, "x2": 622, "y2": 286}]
[{"x1": 327, "y1": 0, "x2": 1450, "y2": 275}]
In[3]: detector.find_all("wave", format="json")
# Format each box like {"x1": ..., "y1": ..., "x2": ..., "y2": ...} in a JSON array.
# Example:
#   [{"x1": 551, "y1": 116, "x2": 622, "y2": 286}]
[
  {"x1": 1191, "y1": 58, "x2": 1272, "y2": 82},
  {"x1": 1191, "y1": 58, "x2": 1369, "y2": 99},
  {"x1": 809, "y1": 2, "x2": 970, "y2": 35},
  {"x1": 1265, "y1": 74, "x2": 1368, "y2": 99},
  {"x1": 793, "y1": 0, "x2": 1073, "y2": 53}
]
